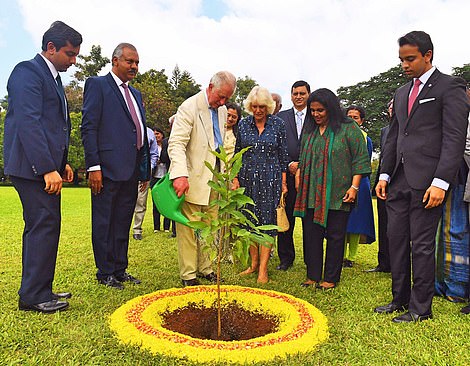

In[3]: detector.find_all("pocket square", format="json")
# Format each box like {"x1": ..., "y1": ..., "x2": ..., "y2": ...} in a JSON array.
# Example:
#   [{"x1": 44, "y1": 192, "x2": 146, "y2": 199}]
[{"x1": 419, "y1": 98, "x2": 435, "y2": 104}]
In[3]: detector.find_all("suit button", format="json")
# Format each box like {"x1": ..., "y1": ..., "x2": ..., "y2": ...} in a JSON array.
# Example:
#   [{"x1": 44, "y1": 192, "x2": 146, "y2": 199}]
[
  {"x1": 63, "y1": 127, "x2": 68, "y2": 131},
  {"x1": 404, "y1": 132, "x2": 409, "y2": 136}
]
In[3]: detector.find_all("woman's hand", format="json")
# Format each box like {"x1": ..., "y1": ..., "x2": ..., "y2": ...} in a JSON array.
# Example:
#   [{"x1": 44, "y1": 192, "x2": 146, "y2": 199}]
[{"x1": 342, "y1": 186, "x2": 358, "y2": 203}]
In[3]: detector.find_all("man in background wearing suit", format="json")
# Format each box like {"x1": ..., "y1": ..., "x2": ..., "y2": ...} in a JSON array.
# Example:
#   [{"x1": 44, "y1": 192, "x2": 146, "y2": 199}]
[
  {"x1": 276, "y1": 80, "x2": 310, "y2": 271},
  {"x1": 367, "y1": 100, "x2": 393, "y2": 273},
  {"x1": 168, "y1": 71, "x2": 236, "y2": 286},
  {"x1": 375, "y1": 31, "x2": 469, "y2": 322},
  {"x1": 81, "y1": 43, "x2": 150, "y2": 290},
  {"x1": 3, "y1": 21, "x2": 82, "y2": 313}
]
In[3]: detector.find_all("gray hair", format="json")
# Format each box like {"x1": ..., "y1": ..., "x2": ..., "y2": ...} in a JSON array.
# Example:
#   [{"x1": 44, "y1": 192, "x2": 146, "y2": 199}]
[
  {"x1": 112, "y1": 43, "x2": 137, "y2": 59},
  {"x1": 210, "y1": 71, "x2": 237, "y2": 92}
]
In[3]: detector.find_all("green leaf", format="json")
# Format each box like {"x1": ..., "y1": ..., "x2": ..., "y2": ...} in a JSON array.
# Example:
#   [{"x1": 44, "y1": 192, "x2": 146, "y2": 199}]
[{"x1": 187, "y1": 221, "x2": 207, "y2": 230}]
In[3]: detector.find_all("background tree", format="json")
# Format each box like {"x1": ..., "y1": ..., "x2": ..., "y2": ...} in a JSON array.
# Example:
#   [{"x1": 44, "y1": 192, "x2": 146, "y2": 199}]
[
  {"x1": 67, "y1": 112, "x2": 86, "y2": 183},
  {"x1": 65, "y1": 45, "x2": 111, "y2": 114},
  {"x1": 232, "y1": 76, "x2": 258, "y2": 112},
  {"x1": 132, "y1": 69, "x2": 176, "y2": 132},
  {"x1": 170, "y1": 65, "x2": 201, "y2": 108},
  {"x1": 1, "y1": 95, "x2": 7, "y2": 111},
  {"x1": 64, "y1": 80, "x2": 83, "y2": 113},
  {"x1": 337, "y1": 64, "x2": 407, "y2": 151},
  {"x1": 74, "y1": 45, "x2": 110, "y2": 82},
  {"x1": 452, "y1": 63, "x2": 470, "y2": 84}
]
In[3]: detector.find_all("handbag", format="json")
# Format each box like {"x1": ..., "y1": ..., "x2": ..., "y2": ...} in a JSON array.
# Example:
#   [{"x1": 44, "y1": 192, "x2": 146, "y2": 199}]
[{"x1": 276, "y1": 192, "x2": 290, "y2": 232}]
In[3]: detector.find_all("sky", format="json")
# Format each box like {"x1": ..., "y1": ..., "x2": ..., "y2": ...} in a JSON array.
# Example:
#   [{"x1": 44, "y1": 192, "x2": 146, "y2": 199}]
[{"x1": 0, "y1": 0, "x2": 468, "y2": 109}]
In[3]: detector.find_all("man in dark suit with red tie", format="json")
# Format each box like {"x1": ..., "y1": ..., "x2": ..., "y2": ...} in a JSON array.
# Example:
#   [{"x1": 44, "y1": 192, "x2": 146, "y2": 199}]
[
  {"x1": 3, "y1": 21, "x2": 82, "y2": 313},
  {"x1": 81, "y1": 43, "x2": 150, "y2": 289},
  {"x1": 276, "y1": 80, "x2": 310, "y2": 272},
  {"x1": 375, "y1": 31, "x2": 469, "y2": 322}
]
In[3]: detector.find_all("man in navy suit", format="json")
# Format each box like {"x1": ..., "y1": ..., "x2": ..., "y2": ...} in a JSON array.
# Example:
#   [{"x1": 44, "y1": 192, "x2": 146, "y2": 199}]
[
  {"x1": 3, "y1": 21, "x2": 82, "y2": 313},
  {"x1": 375, "y1": 31, "x2": 469, "y2": 322},
  {"x1": 81, "y1": 43, "x2": 150, "y2": 289},
  {"x1": 276, "y1": 80, "x2": 310, "y2": 271}
]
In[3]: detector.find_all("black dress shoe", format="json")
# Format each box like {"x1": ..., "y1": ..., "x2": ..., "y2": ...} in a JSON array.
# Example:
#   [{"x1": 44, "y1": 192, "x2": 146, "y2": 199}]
[
  {"x1": 52, "y1": 292, "x2": 72, "y2": 300},
  {"x1": 460, "y1": 304, "x2": 470, "y2": 314},
  {"x1": 374, "y1": 302, "x2": 408, "y2": 313},
  {"x1": 392, "y1": 311, "x2": 433, "y2": 323},
  {"x1": 365, "y1": 266, "x2": 390, "y2": 273},
  {"x1": 98, "y1": 275, "x2": 124, "y2": 290},
  {"x1": 19, "y1": 299, "x2": 69, "y2": 313},
  {"x1": 197, "y1": 272, "x2": 223, "y2": 283},
  {"x1": 133, "y1": 233, "x2": 142, "y2": 240},
  {"x1": 276, "y1": 263, "x2": 292, "y2": 271},
  {"x1": 300, "y1": 280, "x2": 317, "y2": 288},
  {"x1": 181, "y1": 278, "x2": 200, "y2": 286},
  {"x1": 116, "y1": 272, "x2": 141, "y2": 284}
]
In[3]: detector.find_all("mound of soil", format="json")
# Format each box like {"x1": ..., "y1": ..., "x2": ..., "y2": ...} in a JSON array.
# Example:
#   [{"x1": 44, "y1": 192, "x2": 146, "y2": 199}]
[{"x1": 161, "y1": 301, "x2": 279, "y2": 341}]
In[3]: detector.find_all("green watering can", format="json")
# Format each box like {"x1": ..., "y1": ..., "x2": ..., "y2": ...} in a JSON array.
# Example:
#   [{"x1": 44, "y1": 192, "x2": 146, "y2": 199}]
[{"x1": 151, "y1": 173, "x2": 190, "y2": 226}]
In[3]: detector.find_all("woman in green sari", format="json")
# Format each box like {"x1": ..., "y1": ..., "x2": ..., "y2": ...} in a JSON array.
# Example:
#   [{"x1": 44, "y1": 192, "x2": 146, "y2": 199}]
[{"x1": 294, "y1": 89, "x2": 371, "y2": 289}]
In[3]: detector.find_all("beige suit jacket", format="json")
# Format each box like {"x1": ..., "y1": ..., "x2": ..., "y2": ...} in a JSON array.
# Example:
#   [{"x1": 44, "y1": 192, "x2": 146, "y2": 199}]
[{"x1": 168, "y1": 90, "x2": 227, "y2": 205}]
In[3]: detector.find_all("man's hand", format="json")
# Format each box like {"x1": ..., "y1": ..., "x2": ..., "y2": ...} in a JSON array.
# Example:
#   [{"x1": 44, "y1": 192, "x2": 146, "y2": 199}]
[
  {"x1": 62, "y1": 164, "x2": 74, "y2": 183},
  {"x1": 231, "y1": 177, "x2": 240, "y2": 190},
  {"x1": 88, "y1": 170, "x2": 103, "y2": 195},
  {"x1": 173, "y1": 177, "x2": 189, "y2": 197},
  {"x1": 375, "y1": 180, "x2": 388, "y2": 200},
  {"x1": 44, "y1": 170, "x2": 63, "y2": 195},
  {"x1": 288, "y1": 162, "x2": 298, "y2": 175},
  {"x1": 139, "y1": 181, "x2": 149, "y2": 192},
  {"x1": 423, "y1": 186, "x2": 445, "y2": 209}
]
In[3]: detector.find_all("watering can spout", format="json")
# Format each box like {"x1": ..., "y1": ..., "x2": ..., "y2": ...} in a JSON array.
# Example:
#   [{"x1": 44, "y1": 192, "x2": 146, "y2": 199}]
[{"x1": 151, "y1": 173, "x2": 190, "y2": 226}]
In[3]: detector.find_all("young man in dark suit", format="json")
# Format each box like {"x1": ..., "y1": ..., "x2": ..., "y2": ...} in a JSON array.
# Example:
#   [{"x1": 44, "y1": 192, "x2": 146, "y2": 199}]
[
  {"x1": 375, "y1": 31, "x2": 469, "y2": 322},
  {"x1": 276, "y1": 80, "x2": 310, "y2": 272},
  {"x1": 3, "y1": 21, "x2": 82, "y2": 313},
  {"x1": 81, "y1": 43, "x2": 150, "y2": 289}
]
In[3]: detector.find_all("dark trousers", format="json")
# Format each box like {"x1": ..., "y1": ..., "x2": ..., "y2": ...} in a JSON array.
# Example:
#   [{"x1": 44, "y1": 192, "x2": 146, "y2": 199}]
[
  {"x1": 150, "y1": 177, "x2": 175, "y2": 234},
  {"x1": 376, "y1": 197, "x2": 391, "y2": 271},
  {"x1": 386, "y1": 166, "x2": 442, "y2": 315},
  {"x1": 11, "y1": 176, "x2": 61, "y2": 304},
  {"x1": 277, "y1": 174, "x2": 300, "y2": 265},
  {"x1": 92, "y1": 175, "x2": 138, "y2": 280},
  {"x1": 302, "y1": 208, "x2": 350, "y2": 283}
]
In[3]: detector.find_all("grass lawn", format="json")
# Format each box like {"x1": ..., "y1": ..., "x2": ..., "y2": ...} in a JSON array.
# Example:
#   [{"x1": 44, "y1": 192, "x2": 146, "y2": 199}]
[{"x1": 0, "y1": 186, "x2": 469, "y2": 365}]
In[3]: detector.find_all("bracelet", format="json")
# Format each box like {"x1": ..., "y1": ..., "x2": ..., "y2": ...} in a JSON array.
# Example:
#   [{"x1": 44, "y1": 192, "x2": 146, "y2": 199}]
[{"x1": 351, "y1": 185, "x2": 359, "y2": 191}]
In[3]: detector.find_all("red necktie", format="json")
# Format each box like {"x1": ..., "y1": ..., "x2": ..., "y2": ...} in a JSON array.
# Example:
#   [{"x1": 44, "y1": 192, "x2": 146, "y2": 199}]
[
  {"x1": 407, "y1": 79, "x2": 422, "y2": 116},
  {"x1": 122, "y1": 83, "x2": 143, "y2": 150}
]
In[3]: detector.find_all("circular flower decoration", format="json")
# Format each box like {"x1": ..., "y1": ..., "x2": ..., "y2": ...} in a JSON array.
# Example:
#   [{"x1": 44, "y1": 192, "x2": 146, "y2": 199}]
[{"x1": 110, "y1": 285, "x2": 328, "y2": 364}]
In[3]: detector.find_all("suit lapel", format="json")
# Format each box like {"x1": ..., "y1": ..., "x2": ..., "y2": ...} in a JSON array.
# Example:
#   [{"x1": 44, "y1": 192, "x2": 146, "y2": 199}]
[
  {"x1": 129, "y1": 85, "x2": 146, "y2": 126},
  {"x1": 105, "y1": 73, "x2": 134, "y2": 123},
  {"x1": 33, "y1": 54, "x2": 67, "y2": 121},
  {"x1": 287, "y1": 108, "x2": 298, "y2": 140},
  {"x1": 408, "y1": 69, "x2": 440, "y2": 120}
]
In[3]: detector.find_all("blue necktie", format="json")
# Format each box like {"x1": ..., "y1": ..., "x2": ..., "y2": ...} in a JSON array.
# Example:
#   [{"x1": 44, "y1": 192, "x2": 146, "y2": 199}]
[
  {"x1": 210, "y1": 108, "x2": 223, "y2": 152},
  {"x1": 55, "y1": 74, "x2": 67, "y2": 121}
]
